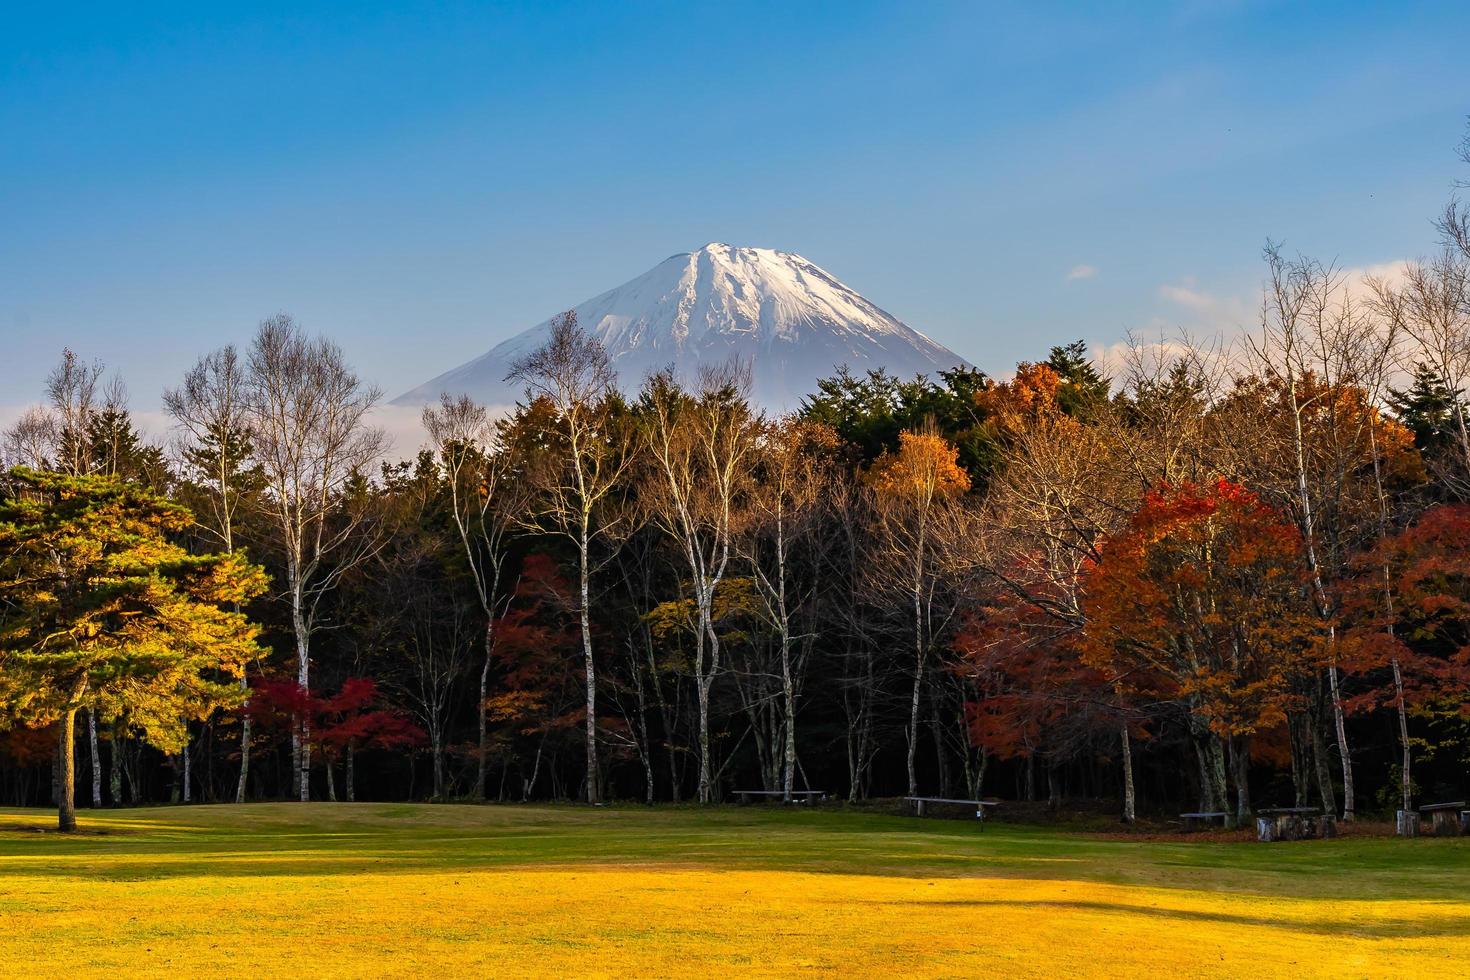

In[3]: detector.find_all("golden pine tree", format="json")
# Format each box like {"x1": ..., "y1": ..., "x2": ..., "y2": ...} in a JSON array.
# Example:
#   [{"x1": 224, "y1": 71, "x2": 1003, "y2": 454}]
[{"x1": 0, "y1": 468, "x2": 267, "y2": 831}]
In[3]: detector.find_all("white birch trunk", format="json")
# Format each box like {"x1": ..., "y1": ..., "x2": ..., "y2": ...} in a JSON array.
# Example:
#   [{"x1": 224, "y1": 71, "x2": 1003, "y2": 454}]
[
  {"x1": 579, "y1": 530, "x2": 601, "y2": 804},
  {"x1": 88, "y1": 710, "x2": 101, "y2": 809},
  {"x1": 235, "y1": 670, "x2": 251, "y2": 803}
]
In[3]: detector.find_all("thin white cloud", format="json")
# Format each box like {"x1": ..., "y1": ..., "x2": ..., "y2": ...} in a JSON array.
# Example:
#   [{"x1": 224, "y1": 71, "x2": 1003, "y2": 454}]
[
  {"x1": 1066, "y1": 264, "x2": 1098, "y2": 281},
  {"x1": 368, "y1": 402, "x2": 518, "y2": 462},
  {"x1": 1157, "y1": 279, "x2": 1218, "y2": 312}
]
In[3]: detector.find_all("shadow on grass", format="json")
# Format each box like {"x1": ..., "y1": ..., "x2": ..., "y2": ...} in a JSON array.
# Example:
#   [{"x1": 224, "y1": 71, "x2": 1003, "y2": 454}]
[
  {"x1": 0, "y1": 803, "x2": 1466, "y2": 907},
  {"x1": 880, "y1": 896, "x2": 1470, "y2": 939}
]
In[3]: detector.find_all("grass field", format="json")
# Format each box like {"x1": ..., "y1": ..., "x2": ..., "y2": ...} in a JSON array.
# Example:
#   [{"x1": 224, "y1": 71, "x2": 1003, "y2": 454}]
[{"x1": 0, "y1": 803, "x2": 1466, "y2": 977}]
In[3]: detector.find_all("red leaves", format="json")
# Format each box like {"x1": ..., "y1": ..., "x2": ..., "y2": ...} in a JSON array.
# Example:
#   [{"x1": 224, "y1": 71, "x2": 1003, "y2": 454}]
[
  {"x1": 1339, "y1": 503, "x2": 1470, "y2": 715},
  {"x1": 248, "y1": 676, "x2": 425, "y2": 756},
  {"x1": 1080, "y1": 478, "x2": 1321, "y2": 739},
  {"x1": 484, "y1": 553, "x2": 582, "y2": 735}
]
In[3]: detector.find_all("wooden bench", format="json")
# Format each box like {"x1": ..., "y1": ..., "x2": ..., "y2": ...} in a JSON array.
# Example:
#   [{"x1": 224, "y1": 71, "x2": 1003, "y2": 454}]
[
  {"x1": 904, "y1": 796, "x2": 1001, "y2": 828},
  {"x1": 1256, "y1": 807, "x2": 1336, "y2": 842},
  {"x1": 1178, "y1": 811, "x2": 1228, "y2": 832},
  {"x1": 1419, "y1": 801, "x2": 1468, "y2": 837},
  {"x1": 734, "y1": 789, "x2": 828, "y2": 805}
]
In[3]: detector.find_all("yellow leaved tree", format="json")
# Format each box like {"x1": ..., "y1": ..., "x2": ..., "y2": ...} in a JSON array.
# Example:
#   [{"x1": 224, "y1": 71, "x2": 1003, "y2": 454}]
[{"x1": 0, "y1": 468, "x2": 267, "y2": 831}]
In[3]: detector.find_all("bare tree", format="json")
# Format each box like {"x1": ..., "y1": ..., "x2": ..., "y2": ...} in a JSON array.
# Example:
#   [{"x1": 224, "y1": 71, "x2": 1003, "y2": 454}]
[
  {"x1": 377, "y1": 530, "x2": 473, "y2": 801},
  {"x1": 508, "y1": 312, "x2": 636, "y2": 804},
  {"x1": 865, "y1": 422, "x2": 971, "y2": 798},
  {"x1": 45, "y1": 348, "x2": 104, "y2": 477},
  {"x1": 1373, "y1": 252, "x2": 1470, "y2": 492},
  {"x1": 741, "y1": 417, "x2": 836, "y2": 801},
  {"x1": 2, "y1": 407, "x2": 57, "y2": 469},
  {"x1": 244, "y1": 315, "x2": 386, "y2": 802},
  {"x1": 640, "y1": 364, "x2": 761, "y2": 803},
  {"x1": 1246, "y1": 245, "x2": 1406, "y2": 821},
  {"x1": 422, "y1": 393, "x2": 524, "y2": 799},
  {"x1": 165, "y1": 345, "x2": 257, "y2": 801},
  {"x1": 1437, "y1": 118, "x2": 1470, "y2": 262}
]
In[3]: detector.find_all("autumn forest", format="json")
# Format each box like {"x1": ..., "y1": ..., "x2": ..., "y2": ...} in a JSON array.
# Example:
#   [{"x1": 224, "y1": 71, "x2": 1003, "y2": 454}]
[{"x1": 7, "y1": 150, "x2": 1470, "y2": 841}]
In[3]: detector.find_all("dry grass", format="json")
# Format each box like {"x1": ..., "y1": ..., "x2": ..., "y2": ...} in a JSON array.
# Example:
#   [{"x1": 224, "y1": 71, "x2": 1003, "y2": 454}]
[{"x1": 0, "y1": 803, "x2": 1465, "y2": 977}]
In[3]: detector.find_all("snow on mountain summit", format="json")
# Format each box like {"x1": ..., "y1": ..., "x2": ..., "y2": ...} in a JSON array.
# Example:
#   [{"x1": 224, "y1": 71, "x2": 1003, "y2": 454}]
[{"x1": 392, "y1": 243, "x2": 971, "y2": 410}]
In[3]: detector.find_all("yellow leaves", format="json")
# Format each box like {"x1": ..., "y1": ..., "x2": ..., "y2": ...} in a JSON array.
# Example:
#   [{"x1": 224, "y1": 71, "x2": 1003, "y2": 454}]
[
  {"x1": 866, "y1": 429, "x2": 970, "y2": 501},
  {"x1": 0, "y1": 469, "x2": 266, "y2": 741}
]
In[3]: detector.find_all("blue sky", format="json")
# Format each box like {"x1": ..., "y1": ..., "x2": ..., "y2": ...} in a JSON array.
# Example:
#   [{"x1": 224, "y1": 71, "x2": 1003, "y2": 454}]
[{"x1": 2, "y1": 1, "x2": 1468, "y2": 424}]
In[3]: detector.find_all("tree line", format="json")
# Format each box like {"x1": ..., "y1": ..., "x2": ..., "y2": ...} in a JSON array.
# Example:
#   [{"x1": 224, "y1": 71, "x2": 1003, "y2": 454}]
[{"x1": 5, "y1": 130, "x2": 1470, "y2": 831}]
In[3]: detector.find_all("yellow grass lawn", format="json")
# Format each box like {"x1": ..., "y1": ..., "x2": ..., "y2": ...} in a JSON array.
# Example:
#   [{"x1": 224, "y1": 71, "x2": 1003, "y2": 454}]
[{"x1": 0, "y1": 804, "x2": 1465, "y2": 977}]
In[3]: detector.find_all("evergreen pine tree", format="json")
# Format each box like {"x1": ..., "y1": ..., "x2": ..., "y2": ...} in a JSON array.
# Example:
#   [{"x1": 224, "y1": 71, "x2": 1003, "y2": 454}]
[
  {"x1": 0, "y1": 468, "x2": 267, "y2": 830},
  {"x1": 1387, "y1": 362, "x2": 1462, "y2": 465}
]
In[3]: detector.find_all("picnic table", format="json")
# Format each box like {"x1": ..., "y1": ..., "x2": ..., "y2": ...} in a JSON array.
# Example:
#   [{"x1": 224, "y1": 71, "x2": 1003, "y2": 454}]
[
  {"x1": 903, "y1": 796, "x2": 1001, "y2": 828},
  {"x1": 1178, "y1": 811, "x2": 1228, "y2": 832},
  {"x1": 1256, "y1": 807, "x2": 1336, "y2": 842},
  {"x1": 1419, "y1": 801, "x2": 1468, "y2": 837},
  {"x1": 734, "y1": 789, "x2": 828, "y2": 805}
]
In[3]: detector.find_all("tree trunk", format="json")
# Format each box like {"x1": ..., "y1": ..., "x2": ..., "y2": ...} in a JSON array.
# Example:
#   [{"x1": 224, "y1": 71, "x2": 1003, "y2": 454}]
[
  {"x1": 640, "y1": 730, "x2": 655, "y2": 806},
  {"x1": 931, "y1": 695, "x2": 952, "y2": 798},
  {"x1": 1120, "y1": 725, "x2": 1136, "y2": 824},
  {"x1": 182, "y1": 734, "x2": 192, "y2": 803},
  {"x1": 58, "y1": 710, "x2": 78, "y2": 833},
  {"x1": 781, "y1": 659, "x2": 796, "y2": 803},
  {"x1": 478, "y1": 623, "x2": 493, "y2": 800},
  {"x1": 236, "y1": 671, "x2": 252, "y2": 804},
  {"x1": 87, "y1": 710, "x2": 101, "y2": 809},
  {"x1": 696, "y1": 671, "x2": 714, "y2": 803},
  {"x1": 906, "y1": 580, "x2": 925, "y2": 798},
  {"x1": 579, "y1": 534, "x2": 601, "y2": 805},
  {"x1": 1286, "y1": 366, "x2": 1354, "y2": 822},
  {"x1": 346, "y1": 744, "x2": 356, "y2": 803},
  {"x1": 1192, "y1": 737, "x2": 1216, "y2": 813},
  {"x1": 523, "y1": 737, "x2": 546, "y2": 801},
  {"x1": 1311, "y1": 698, "x2": 1337, "y2": 817},
  {"x1": 109, "y1": 728, "x2": 123, "y2": 807},
  {"x1": 1288, "y1": 712, "x2": 1311, "y2": 807},
  {"x1": 1229, "y1": 736, "x2": 1251, "y2": 825},
  {"x1": 326, "y1": 757, "x2": 337, "y2": 802},
  {"x1": 1207, "y1": 737, "x2": 1230, "y2": 827},
  {"x1": 774, "y1": 536, "x2": 797, "y2": 803},
  {"x1": 1392, "y1": 657, "x2": 1412, "y2": 812},
  {"x1": 293, "y1": 583, "x2": 311, "y2": 803},
  {"x1": 695, "y1": 588, "x2": 723, "y2": 804},
  {"x1": 856, "y1": 649, "x2": 876, "y2": 801},
  {"x1": 1326, "y1": 665, "x2": 1354, "y2": 820},
  {"x1": 432, "y1": 731, "x2": 445, "y2": 799},
  {"x1": 125, "y1": 741, "x2": 140, "y2": 804}
]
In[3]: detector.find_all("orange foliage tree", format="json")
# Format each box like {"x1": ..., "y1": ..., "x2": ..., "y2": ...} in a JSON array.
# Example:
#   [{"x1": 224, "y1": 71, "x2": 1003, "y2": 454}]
[
  {"x1": 1339, "y1": 503, "x2": 1470, "y2": 810},
  {"x1": 953, "y1": 580, "x2": 1130, "y2": 809},
  {"x1": 1080, "y1": 479, "x2": 1324, "y2": 824},
  {"x1": 866, "y1": 426, "x2": 971, "y2": 796}
]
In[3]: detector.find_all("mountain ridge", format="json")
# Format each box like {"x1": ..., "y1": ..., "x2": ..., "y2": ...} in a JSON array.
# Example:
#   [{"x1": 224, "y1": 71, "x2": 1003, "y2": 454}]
[{"x1": 393, "y1": 243, "x2": 971, "y2": 410}]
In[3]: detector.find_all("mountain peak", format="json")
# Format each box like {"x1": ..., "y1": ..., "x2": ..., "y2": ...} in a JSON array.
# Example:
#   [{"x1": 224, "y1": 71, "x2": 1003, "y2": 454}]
[{"x1": 393, "y1": 244, "x2": 971, "y2": 410}]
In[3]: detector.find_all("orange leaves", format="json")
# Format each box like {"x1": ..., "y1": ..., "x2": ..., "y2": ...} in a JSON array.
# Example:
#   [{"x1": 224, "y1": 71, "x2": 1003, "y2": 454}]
[
  {"x1": 1080, "y1": 478, "x2": 1321, "y2": 739},
  {"x1": 974, "y1": 363, "x2": 1064, "y2": 433},
  {"x1": 1339, "y1": 503, "x2": 1470, "y2": 713},
  {"x1": 865, "y1": 429, "x2": 970, "y2": 501}
]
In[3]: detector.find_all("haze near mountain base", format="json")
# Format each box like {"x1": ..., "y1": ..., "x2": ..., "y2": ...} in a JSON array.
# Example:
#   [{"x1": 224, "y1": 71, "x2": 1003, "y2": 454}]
[{"x1": 393, "y1": 243, "x2": 971, "y2": 411}]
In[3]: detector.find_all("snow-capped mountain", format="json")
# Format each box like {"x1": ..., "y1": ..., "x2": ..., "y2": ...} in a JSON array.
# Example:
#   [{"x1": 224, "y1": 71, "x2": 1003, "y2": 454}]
[{"x1": 393, "y1": 243, "x2": 971, "y2": 410}]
